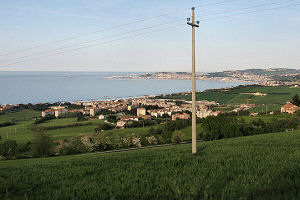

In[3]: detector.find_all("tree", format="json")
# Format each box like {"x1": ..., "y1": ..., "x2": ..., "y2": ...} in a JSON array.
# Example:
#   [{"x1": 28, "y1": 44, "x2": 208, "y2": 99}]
[
  {"x1": 76, "y1": 112, "x2": 85, "y2": 121},
  {"x1": 292, "y1": 94, "x2": 300, "y2": 106},
  {"x1": 106, "y1": 115, "x2": 117, "y2": 123},
  {"x1": 33, "y1": 133, "x2": 54, "y2": 157}
]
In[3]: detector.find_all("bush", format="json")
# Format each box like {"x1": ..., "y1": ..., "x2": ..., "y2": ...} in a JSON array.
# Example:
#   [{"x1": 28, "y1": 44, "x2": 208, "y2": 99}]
[
  {"x1": 94, "y1": 123, "x2": 115, "y2": 132},
  {"x1": 172, "y1": 131, "x2": 185, "y2": 144},
  {"x1": 59, "y1": 137, "x2": 88, "y2": 155},
  {"x1": 0, "y1": 121, "x2": 16, "y2": 128},
  {"x1": 19, "y1": 141, "x2": 32, "y2": 154},
  {"x1": 33, "y1": 133, "x2": 54, "y2": 157},
  {"x1": 0, "y1": 140, "x2": 18, "y2": 158},
  {"x1": 146, "y1": 136, "x2": 158, "y2": 145},
  {"x1": 94, "y1": 133, "x2": 114, "y2": 151},
  {"x1": 34, "y1": 115, "x2": 55, "y2": 124}
]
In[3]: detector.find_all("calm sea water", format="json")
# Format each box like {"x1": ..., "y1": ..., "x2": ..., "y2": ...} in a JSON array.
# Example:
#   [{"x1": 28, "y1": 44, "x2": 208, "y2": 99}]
[{"x1": 0, "y1": 71, "x2": 248, "y2": 104}]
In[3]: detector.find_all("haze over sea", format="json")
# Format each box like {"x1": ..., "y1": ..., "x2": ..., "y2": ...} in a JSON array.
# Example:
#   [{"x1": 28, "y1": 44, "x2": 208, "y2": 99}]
[{"x1": 0, "y1": 71, "x2": 248, "y2": 104}]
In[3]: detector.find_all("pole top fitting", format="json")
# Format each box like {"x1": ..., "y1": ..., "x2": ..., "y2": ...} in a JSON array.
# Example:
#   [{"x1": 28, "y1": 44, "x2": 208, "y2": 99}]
[{"x1": 191, "y1": 7, "x2": 195, "y2": 11}]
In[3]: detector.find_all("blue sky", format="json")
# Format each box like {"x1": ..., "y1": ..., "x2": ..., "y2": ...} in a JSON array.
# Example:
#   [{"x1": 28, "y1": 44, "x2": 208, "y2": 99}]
[{"x1": 0, "y1": 0, "x2": 299, "y2": 72}]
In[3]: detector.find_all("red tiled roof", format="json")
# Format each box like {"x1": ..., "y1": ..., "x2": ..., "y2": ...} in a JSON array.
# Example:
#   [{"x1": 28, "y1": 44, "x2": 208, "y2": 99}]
[{"x1": 282, "y1": 103, "x2": 297, "y2": 109}]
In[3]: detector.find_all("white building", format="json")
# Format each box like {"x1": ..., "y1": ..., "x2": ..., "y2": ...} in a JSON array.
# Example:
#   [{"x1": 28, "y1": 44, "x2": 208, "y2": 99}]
[
  {"x1": 196, "y1": 109, "x2": 212, "y2": 118},
  {"x1": 137, "y1": 108, "x2": 146, "y2": 116}
]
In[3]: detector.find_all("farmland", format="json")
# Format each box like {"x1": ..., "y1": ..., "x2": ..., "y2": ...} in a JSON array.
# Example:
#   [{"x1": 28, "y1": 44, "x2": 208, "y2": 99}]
[
  {"x1": 161, "y1": 85, "x2": 300, "y2": 110},
  {"x1": 0, "y1": 110, "x2": 163, "y2": 144},
  {"x1": 0, "y1": 109, "x2": 40, "y2": 123},
  {"x1": 0, "y1": 114, "x2": 104, "y2": 144},
  {"x1": 1, "y1": 131, "x2": 300, "y2": 199}
]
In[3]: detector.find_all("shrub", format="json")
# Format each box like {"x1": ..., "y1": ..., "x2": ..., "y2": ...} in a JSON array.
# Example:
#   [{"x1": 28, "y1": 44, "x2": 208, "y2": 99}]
[
  {"x1": 130, "y1": 134, "x2": 142, "y2": 147},
  {"x1": 117, "y1": 133, "x2": 132, "y2": 149},
  {"x1": 94, "y1": 133, "x2": 114, "y2": 151},
  {"x1": 33, "y1": 133, "x2": 54, "y2": 157},
  {"x1": 59, "y1": 137, "x2": 88, "y2": 155},
  {"x1": 18, "y1": 141, "x2": 32, "y2": 154},
  {"x1": 34, "y1": 115, "x2": 55, "y2": 124},
  {"x1": 0, "y1": 121, "x2": 16, "y2": 128},
  {"x1": 0, "y1": 140, "x2": 18, "y2": 158},
  {"x1": 146, "y1": 136, "x2": 158, "y2": 145},
  {"x1": 172, "y1": 131, "x2": 185, "y2": 144},
  {"x1": 94, "y1": 123, "x2": 115, "y2": 132}
]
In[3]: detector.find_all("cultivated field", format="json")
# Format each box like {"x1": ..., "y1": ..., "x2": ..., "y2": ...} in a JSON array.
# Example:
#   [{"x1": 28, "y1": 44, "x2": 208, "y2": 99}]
[
  {"x1": 162, "y1": 86, "x2": 300, "y2": 110},
  {"x1": 1, "y1": 131, "x2": 300, "y2": 199}
]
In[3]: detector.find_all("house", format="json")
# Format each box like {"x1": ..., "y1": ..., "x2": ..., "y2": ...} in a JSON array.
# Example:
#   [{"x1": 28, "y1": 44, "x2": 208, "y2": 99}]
[
  {"x1": 137, "y1": 108, "x2": 146, "y2": 116},
  {"x1": 54, "y1": 108, "x2": 68, "y2": 118},
  {"x1": 139, "y1": 115, "x2": 152, "y2": 120},
  {"x1": 196, "y1": 109, "x2": 212, "y2": 118},
  {"x1": 281, "y1": 102, "x2": 299, "y2": 114},
  {"x1": 98, "y1": 115, "x2": 105, "y2": 120},
  {"x1": 89, "y1": 108, "x2": 101, "y2": 116},
  {"x1": 120, "y1": 116, "x2": 139, "y2": 122},
  {"x1": 250, "y1": 112, "x2": 259, "y2": 116},
  {"x1": 42, "y1": 109, "x2": 54, "y2": 117},
  {"x1": 128, "y1": 105, "x2": 132, "y2": 111},
  {"x1": 172, "y1": 113, "x2": 190, "y2": 121}
]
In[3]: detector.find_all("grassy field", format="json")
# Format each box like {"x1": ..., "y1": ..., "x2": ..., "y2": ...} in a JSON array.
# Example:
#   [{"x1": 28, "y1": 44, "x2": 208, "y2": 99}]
[
  {"x1": 0, "y1": 109, "x2": 40, "y2": 123},
  {"x1": 0, "y1": 111, "x2": 105, "y2": 144},
  {"x1": 1, "y1": 131, "x2": 300, "y2": 199},
  {"x1": 0, "y1": 110, "x2": 165, "y2": 144},
  {"x1": 163, "y1": 86, "x2": 300, "y2": 107}
]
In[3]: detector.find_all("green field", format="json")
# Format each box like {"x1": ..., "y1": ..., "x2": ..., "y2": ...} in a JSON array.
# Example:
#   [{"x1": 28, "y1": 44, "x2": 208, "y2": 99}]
[
  {"x1": 0, "y1": 109, "x2": 40, "y2": 123},
  {"x1": 1, "y1": 131, "x2": 300, "y2": 199},
  {"x1": 0, "y1": 110, "x2": 165, "y2": 144},
  {"x1": 163, "y1": 86, "x2": 300, "y2": 108},
  {"x1": 0, "y1": 111, "x2": 105, "y2": 144}
]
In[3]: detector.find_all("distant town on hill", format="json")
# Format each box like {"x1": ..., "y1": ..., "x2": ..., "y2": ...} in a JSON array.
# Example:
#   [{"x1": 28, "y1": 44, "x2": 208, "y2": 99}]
[{"x1": 108, "y1": 68, "x2": 300, "y2": 84}]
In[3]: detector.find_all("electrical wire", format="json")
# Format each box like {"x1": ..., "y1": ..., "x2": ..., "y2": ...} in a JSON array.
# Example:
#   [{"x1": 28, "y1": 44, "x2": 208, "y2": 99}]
[
  {"x1": 0, "y1": 0, "x2": 243, "y2": 57},
  {"x1": 0, "y1": 0, "x2": 296, "y2": 64},
  {"x1": 0, "y1": 1, "x2": 299, "y2": 68}
]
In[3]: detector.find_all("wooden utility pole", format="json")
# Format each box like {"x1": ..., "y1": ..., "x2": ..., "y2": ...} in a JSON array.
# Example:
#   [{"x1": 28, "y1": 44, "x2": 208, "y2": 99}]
[{"x1": 187, "y1": 7, "x2": 199, "y2": 154}]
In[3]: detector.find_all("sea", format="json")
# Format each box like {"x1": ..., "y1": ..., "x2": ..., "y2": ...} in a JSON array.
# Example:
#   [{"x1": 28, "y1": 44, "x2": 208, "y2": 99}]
[{"x1": 0, "y1": 71, "x2": 250, "y2": 105}]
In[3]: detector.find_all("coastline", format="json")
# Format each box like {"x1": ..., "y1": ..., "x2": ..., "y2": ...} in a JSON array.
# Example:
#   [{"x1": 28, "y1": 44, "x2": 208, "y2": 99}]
[{"x1": 0, "y1": 71, "x2": 256, "y2": 105}]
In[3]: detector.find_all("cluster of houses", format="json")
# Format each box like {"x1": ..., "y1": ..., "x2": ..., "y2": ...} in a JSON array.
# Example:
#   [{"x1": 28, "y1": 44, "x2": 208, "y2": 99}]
[
  {"x1": 42, "y1": 106, "x2": 68, "y2": 118},
  {"x1": 40, "y1": 97, "x2": 300, "y2": 130},
  {"x1": 0, "y1": 104, "x2": 13, "y2": 112}
]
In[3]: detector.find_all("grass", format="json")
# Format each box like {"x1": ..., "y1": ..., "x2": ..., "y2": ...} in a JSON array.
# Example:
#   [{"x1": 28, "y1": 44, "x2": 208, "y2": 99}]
[
  {"x1": 0, "y1": 111, "x2": 105, "y2": 143},
  {"x1": 0, "y1": 110, "x2": 162, "y2": 144},
  {"x1": 1, "y1": 131, "x2": 300, "y2": 199},
  {"x1": 178, "y1": 123, "x2": 203, "y2": 140},
  {"x1": 164, "y1": 86, "x2": 300, "y2": 107},
  {"x1": 0, "y1": 109, "x2": 40, "y2": 123}
]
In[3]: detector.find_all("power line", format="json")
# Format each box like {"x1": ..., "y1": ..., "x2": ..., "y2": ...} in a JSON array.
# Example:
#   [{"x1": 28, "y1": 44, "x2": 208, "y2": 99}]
[
  {"x1": 0, "y1": 0, "x2": 242, "y2": 57},
  {"x1": 0, "y1": 23, "x2": 186, "y2": 68},
  {"x1": 200, "y1": 2, "x2": 300, "y2": 22},
  {"x1": 198, "y1": 0, "x2": 297, "y2": 18},
  {"x1": 0, "y1": 19, "x2": 187, "y2": 64},
  {"x1": 0, "y1": 2, "x2": 299, "y2": 69},
  {"x1": 0, "y1": 0, "x2": 295, "y2": 64}
]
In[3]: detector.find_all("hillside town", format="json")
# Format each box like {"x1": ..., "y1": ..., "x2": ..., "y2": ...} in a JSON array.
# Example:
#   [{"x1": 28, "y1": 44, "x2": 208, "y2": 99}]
[
  {"x1": 36, "y1": 95, "x2": 300, "y2": 129},
  {"x1": 108, "y1": 68, "x2": 300, "y2": 85}
]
